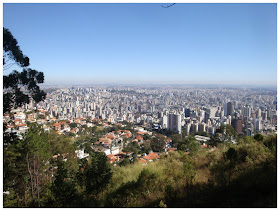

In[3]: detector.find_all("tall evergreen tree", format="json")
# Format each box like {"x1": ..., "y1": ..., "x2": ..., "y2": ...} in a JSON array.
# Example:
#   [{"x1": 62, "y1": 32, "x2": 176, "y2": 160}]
[{"x1": 3, "y1": 27, "x2": 46, "y2": 114}]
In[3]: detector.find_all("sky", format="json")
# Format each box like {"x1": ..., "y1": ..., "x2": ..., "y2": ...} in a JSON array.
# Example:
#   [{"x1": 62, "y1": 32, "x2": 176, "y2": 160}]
[{"x1": 3, "y1": 3, "x2": 277, "y2": 86}]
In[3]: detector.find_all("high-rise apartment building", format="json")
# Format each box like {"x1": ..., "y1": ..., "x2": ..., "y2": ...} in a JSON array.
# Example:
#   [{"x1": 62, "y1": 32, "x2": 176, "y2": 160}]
[
  {"x1": 231, "y1": 118, "x2": 243, "y2": 135},
  {"x1": 185, "y1": 123, "x2": 191, "y2": 135},
  {"x1": 255, "y1": 108, "x2": 262, "y2": 118},
  {"x1": 191, "y1": 123, "x2": 198, "y2": 134},
  {"x1": 185, "y1": 108, "x2": 191, "y2": 117},
  {"x1": 242, "y1": 106, "x2": 251, "y2": 117},
  {"x1": 255, "y1": 119, "x2": 262, "y2": 131},
  {"x1": 261, "y1": 111, "x2": 267, "y2": 121},
  {"x1": 167, "y1": 113, "x2": 181, "y2": 134},
  {"x1": 227, "y1": 102, "x2": 234, "y2": 116},
  {"x1": 198, "y1": 123, "x2": 206, "y2": 132},
  {"x1": 161, "y1": 115, "x2": 168, "y2": 129}
]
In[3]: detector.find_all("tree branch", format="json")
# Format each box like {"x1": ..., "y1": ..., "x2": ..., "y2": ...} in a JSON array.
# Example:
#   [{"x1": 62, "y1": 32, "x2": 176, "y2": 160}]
[
  {"x1": 3, "y1": 63, "x2": 17, "y2": 70},
  {"x1": 162, "y1": 3, "x2": 176, "y2": 8}
]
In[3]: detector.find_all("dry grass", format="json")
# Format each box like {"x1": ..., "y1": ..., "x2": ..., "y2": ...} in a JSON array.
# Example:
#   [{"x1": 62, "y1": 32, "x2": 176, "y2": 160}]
[{"x1": 109, "y1": 162, "x2": 145, "y2": 191}]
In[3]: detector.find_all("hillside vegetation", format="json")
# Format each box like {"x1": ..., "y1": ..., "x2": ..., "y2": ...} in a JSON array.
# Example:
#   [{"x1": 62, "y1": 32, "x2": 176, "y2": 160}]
[
  {"x1": 101, "y1": 135, "x2": 276, "y2": 208},
  {"x1": 4, "y1": 130, "x2": 276, "y2": 208}
]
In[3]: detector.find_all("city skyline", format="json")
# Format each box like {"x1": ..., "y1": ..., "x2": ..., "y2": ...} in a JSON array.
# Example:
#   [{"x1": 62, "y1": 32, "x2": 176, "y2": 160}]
[
  {"x1": 3, "y1": 3, "x2": 277, "y2": 86},
  {"x1": 3, "y1": 3, "x2": 277, "y2": 206}
]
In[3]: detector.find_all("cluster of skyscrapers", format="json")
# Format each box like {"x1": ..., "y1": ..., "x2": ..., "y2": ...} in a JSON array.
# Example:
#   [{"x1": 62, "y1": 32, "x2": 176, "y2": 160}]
[{"x1": 32, "y1": 86, "x2": 276, "y2": 137}]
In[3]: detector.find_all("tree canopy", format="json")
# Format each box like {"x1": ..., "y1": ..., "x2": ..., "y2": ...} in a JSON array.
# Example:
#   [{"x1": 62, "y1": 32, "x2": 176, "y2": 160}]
[
  {"x1": 3, "y1": 27, "x2": 29, "y2": 68},
  {"x1": 3, "y1": 27, "x2": 46, "y2": 113}
]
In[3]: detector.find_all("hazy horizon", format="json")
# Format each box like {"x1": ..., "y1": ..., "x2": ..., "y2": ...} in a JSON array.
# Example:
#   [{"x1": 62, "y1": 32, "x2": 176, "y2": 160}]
[{"x1": 40, "y1": 81, "x2": 277, "y2": 90}]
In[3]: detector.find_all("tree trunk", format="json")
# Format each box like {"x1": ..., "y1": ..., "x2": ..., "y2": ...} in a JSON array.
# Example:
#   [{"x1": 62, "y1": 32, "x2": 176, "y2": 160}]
[
  {"x1": 33, "y1": 156, "x2": 40, "y2": 207},
  {"x1": 15, "y1": 192, "x2": 21, "y2": 207},
  {"x1": 26, "y1": 154, "x2": 34, "y2": 202},
  {"x1": 24, "y1": 190, "x2": 27, "y2": 207},
  {"x1": 36, "y1": 157, "x2": 40, "y2": 207}
]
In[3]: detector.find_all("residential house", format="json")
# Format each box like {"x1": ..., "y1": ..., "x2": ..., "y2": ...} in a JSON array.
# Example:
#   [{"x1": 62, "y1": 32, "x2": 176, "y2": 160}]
[
  {"x1": 75, "y1": 149, "x2": 89, "y2": 159},
  {"x1": 142, "y1": 152, "x2": 160, "y2": 162},
  {"x1": 99, "y1": 137, "x2": 113, "y2": 148},
  {"x1": 17, "y1": 124, "x2": 28, "y2": 133}
]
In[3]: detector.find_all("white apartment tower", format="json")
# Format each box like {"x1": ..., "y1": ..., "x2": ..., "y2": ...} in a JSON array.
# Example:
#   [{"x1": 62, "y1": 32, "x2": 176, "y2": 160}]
[
  {"x1": 161, "y1": 115, "x2": 168, "y2": 129},
  {"x1": 167, "y1": 113, "x2": 181, "y2": 134}
]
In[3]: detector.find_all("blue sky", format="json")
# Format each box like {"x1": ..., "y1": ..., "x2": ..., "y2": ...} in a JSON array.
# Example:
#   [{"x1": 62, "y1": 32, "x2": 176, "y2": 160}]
[{"x1": 3, "y1": 3, "x2": 277, "y2": 86}]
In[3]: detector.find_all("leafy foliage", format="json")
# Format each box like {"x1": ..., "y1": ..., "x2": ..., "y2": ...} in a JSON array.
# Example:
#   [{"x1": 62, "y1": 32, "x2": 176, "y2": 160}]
[
  {"x1": 3, "y1": 28, "x2": 46, "y2": 113},
  {"x1": 3, "y1": 27, "x2": 29, "y2": 67},
  {"x1": 177, "y1": 136, "x2": 200, "y2": 155},
  {"x1": 69, "y1": 123, "x2": 78, "y2": 129},
  {"x1": 253, "y1": 133, "x2": 264, "y2": 142},
  {"x1": 79, "y1": 152, "x2": 112, "y2": 195},
  {"x1": 50, "y1": 158, "x2": 79, "y2": 207},
  {"x1": 150, "y1": 135, "x2": 165, "y2": 152}
]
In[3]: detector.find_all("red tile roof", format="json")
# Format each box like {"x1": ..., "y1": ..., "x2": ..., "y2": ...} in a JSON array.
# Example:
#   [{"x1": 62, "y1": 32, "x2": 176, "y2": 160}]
[
  {"x1": 148, "y1": 152, "x2": 160, "y2": 159},
  {"x1": 138, "y1": 158, "x2": 148, "y2": 163},
  {"x1": 167, "y1": 148, "x2": 177, "y2": 152},
  {"x1": 109, "y1": 158, "x2": 116, "y2": 163},
  {"x1": 105, "y1": 134, "x2": 115, "y2": 139},
  {"x1": 143, "y1": 153, "x2": 160, "y2": 160},
  {"x1": 107, "y1": 154, "x2": 114, "y2": 159},
  {"x1": 136, "y1": 135, "x2": 143, "y2": 141},
  {"x1": 18, "y1": 124, "x2": 27, "y2": 127}
]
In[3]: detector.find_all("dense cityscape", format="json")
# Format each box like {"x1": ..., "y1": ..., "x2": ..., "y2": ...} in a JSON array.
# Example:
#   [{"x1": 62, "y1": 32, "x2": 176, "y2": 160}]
[
  {"x1": 4, "y1": 86, "x2": 277, "y2": 160},
  {"x1": 10, "y1": 86, "x2": 278, "y2": 133}
]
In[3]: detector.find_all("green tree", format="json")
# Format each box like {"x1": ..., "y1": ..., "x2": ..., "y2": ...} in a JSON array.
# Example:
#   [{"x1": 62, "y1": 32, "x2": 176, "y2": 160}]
[
  {"x1": 253, "y1": 134, "x2": 264, "y2": 142},
  {"x1": 22, "y1": 124, "x2": 51, "y2": 207},
  {"x1": 69, "y1": 122, "x2": 78, "y2": 129},
  {"x1": 141, "y1": 140, "x2": 151, "y2": 154},
  {"x1": 3, "y1": 135, "x2": 29, "y2": 207},
  {"x1": 4, "y1": 123, "x2": 51, "y2": 207},
  {"x1": 150, "y1": 135, "x2": 165, "y2": 152},
  {"x1": 177, "y1": 141, "x2": 188, "y2": 151},
  {"x1": 79, "y1": 152, "x2": 112, "y2": 197},
  {"x1": 188, "y1": 140, "x2": 200, "y2": 156},
  {"x1": 223, "y1": 124, "x2": 237, "y2": 138},
  {"x1": 263, "y1": 135, "x2": 276, "y2": 153},
  {"x1": 3, "y1": 27, "x2": 46, "y2": 114},
  {"x1": 69, "y1": 132, "x2": 76, "y2": 137},
  {"x1": 171, "y1": 134, "x2": 182, "y2": 145},
  {"x1": 177, "y1": 136, "x2": 200, "y2": 155},
  {"x1": 50, "y1": 158, "x2": 78, "y2": 207},
  {"x1": 3, "y1": 28, "x2": 29, "y2": 68},
  {"x1": 225, "y1": 147, "x2": 238, "y2": 166},
  {"x1": 181, "y1": 152, "x2": 196, "y2": 186},
  {"x1": 119, "y1": 157, "x2": 130, "y2": 166},
  {"x1": 83, "y1": 142, "x2": 94, "y2": 155},
  {"x1": 208, "y1": 133, "x2": 222, "y2": 147},
  {"x1": 48, "y1": 130, "x2": 76, "y2": 157},
  {"x1": 143, "y1": 133, "x2": 151, "y2": 140}
]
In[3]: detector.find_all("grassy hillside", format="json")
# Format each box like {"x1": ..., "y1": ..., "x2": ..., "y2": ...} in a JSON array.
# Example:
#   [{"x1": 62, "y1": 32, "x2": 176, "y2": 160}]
[{"x1": 100, "y1": 135, "x2": 276, "y2": 207}]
